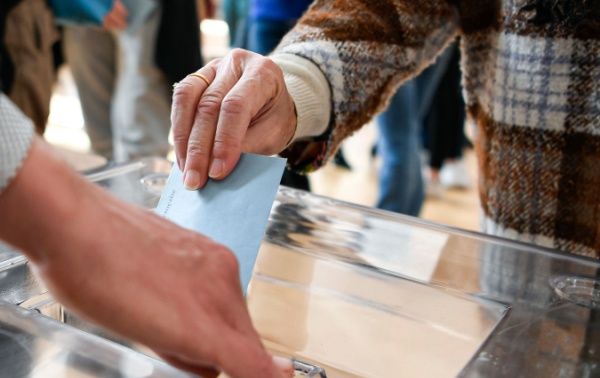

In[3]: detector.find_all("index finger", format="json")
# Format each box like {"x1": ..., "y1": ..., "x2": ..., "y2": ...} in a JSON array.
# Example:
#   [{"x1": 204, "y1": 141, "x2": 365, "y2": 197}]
[
  {"x1": 171, "y1": 64, "x2": 218, "y2": 171},
  {"x1": 177, "y1": 50, "x2": 256, "y2": 190}
]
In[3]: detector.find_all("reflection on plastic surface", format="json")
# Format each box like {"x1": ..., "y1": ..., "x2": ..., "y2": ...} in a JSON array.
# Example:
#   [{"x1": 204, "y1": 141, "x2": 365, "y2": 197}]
[
  {"x1": 2, "y1": 159, "x2": 600, "y2": 377},
  {"x1": 255, "y1": 187, "x2": 600, "y2": 377},
  {"x1": 0, "y1": 259, "x2": 46, "y2": 307},
  {"x1": 21, "y1": 291, "x2": 149, "y2": 355},
  {"x1": 140, "y1": 173, "x2": 170, "y2": 195},
  {"x1": 292, "y1": 358, "x2": 328, "y2": 377},
  {"x1": 0, "y1": 241, "x2": 25, "y2": 269},
  {"x1": 249, "y1": 245, "x2": 507, "y2": 377},
  {"x1": 0, "y1": 301, "x2": 190, "y2": 377},
  {"x1": 251, "y1": 189, "x2": 511, "y2": 377},
  {"x1": 552, "y1": 275, "x2": 600, "y2": 310},
  {"x1": 87, "y1": 158, "x2": 173, "y2": 208}
]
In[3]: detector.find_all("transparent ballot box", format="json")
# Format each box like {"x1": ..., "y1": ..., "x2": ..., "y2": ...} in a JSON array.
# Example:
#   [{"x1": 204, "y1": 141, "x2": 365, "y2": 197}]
[
  {"x1": 1, "y1": 158, "x2": 600, "y2": 377},
  {"x1": 0, "y1": 301, "x2": 190, "y2": 378}
]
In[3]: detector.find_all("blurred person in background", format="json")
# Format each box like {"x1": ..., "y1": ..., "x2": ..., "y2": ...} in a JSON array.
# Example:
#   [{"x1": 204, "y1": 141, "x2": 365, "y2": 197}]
[
  {"x1": 374, "y1": 39, "x2": 467, "y2": 215},
  {"x1": 247, "y1": 0, "x2": 312, "y2": 56},
  {"x1": 0, "y1": 0, "x2": 60, "y2": 134},
  {"x1": 222, "y1": 0, "x2": 249, "y2": 48},
  {"x1": 171, "y1": 0, "x2": 600, "y2": 258},
  {"x1": 374, "y1": 81, "x2": 425, "y2": 216},
  {"x1": 421, "y1": 40, "x2": 472, "y2": 199},
  {"x1": 61, "y1": 0, "x2": 201, "y2": 162}
]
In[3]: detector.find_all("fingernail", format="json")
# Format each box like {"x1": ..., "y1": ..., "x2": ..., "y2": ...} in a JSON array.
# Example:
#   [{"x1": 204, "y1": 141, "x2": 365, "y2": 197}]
[
  {"x1": 183, "y1": 170, "x2": 200, "y2": 190},
  {"x1": 209, "y1": 159, "x2": 224, "y2": 179},
  {"x1": 272, "y1": 356, "x2": 294, "y2": 376}
]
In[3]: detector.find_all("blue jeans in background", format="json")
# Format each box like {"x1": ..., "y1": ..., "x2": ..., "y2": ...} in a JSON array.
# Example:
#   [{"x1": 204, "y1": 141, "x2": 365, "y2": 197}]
[
  {"x1": 247, "y1": 18, "x2": 297, "y2": 56},
  {"x1": 375, "y1": 80, "x2": 424, "y2": 216},
  {"x1": 375, "y1": 40, "x2": 458, "y2": 216}
]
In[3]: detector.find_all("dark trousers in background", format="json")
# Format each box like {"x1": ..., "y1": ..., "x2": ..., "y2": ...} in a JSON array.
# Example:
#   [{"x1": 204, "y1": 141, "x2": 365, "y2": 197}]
[{"x1": 421, "y1": 41, "x2": 466, "y2": 170}]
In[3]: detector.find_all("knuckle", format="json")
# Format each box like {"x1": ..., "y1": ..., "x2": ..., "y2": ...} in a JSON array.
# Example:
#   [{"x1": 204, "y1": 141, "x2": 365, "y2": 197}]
[
  {"x1": 229, "y1": 48, "x2": 250, "y2": 61},
  {"x1": 197, "y1": 93, "x2": 223, "y2": 119},
  {"x1": 220, "y1": 95, "x2": 247, "y2": 117},
  {"x1": 213, "y1": 137, "x2": 241, "y2": 155},
  {"x1": 186, "y1": 140, "x2": 210, "y2": 159},
  {"x1": 257, "y1": 56, "x2": 276, "y2": 71},
  {"x1": 213, "y1": 126, "x2": 243, "y2": 152},
  {"x1": 207, "y1": 57, "x2": 222, "y2": 67},
  {"x1": 200, "y1": 242, "x2": 239, "y2": 281},
  {"x1": 171, "y1": 133, "x2": 190, "y2": 144},
  {"x1": 214, "y1": 245, "x2": 239, "y2": 277},
  {"x1": 256, "y1": 56, "x2": 280, "y2": 75}
]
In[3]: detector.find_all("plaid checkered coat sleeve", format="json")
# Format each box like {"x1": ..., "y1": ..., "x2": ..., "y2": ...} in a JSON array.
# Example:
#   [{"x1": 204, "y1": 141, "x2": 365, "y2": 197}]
[
  {"x1": 274, "y1": 0, "x2": 600, "y2": 257},
  {"x1": 276, "y1": 0, "x2": 460, "y2": 172}
]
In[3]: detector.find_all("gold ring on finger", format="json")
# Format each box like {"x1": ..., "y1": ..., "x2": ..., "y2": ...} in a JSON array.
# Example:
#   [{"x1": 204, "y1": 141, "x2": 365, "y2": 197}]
[{"x1": 187, "y1": 72, "x2": 212, "y2": 86}]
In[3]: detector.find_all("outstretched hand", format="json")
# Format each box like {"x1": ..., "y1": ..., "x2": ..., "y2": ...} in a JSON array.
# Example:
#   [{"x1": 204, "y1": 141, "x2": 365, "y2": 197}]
[
  {"x1": 0, "y1": 137, "x2": 294, "y2": 378},
  {"x1": 171, "y1": 49, "x2": 297, "y2": 190}
]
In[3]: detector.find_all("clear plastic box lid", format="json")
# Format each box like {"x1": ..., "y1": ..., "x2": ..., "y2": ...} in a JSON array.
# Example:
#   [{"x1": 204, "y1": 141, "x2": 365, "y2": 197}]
[{"x1": 2, "y1": 158, "x2": 600, "y2": 377}]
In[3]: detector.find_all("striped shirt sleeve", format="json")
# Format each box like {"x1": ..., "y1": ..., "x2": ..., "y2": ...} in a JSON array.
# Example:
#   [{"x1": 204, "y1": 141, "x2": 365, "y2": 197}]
[{"x1": 0, "y1": 94, "x2": 35, "y2": 194}]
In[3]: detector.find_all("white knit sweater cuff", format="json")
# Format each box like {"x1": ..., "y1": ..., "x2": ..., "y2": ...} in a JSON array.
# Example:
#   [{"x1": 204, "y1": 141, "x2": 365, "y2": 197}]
[
  {"x1": 270, "y1": 53, "x2": 331, "y2": 142},
  {"x1": 0, "y1": 95, "x2": 35, "y2": 194}
]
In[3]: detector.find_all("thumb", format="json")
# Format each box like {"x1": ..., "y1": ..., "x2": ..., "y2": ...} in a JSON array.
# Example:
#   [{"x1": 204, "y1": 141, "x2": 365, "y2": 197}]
[
  {"x1": 272, "y1": 356, "x2": 295, "y2": 377},
  {"x1": 219, "y1": 340, "x2": 294, "y2": 378}
]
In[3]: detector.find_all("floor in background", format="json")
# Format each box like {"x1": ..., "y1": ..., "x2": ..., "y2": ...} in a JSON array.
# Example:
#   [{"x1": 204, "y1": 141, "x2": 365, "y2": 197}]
[{"x1": 309, "y1": 121, "x2": 480, "y2": 232}]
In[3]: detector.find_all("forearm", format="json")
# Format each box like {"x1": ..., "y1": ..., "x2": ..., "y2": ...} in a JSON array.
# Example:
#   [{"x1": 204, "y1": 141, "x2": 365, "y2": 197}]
[
  {"x1": 273, "y1": 0, "x2": 460, "y2": 171},
  {"x1": 0, "y1": 94, "x2": 83, "y2": 262},
  {"x1": 0, "y1": 135, "x2": 210, "y2": 354},
  {"x1": 0, "y1": 136, "x2": 93, "y2": 263}
]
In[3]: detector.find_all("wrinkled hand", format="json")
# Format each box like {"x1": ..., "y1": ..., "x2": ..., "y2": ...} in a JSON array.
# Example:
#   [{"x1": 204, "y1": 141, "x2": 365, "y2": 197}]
[
  {"x1": 103, "y1": 0, "x2": 128, "y2": 30},
  {"x1": 171, "y1": 49, "x2": 297, "y2": 190},
  {"x1": 0, "y1": 137, "x2": 293, "y2": 378}
]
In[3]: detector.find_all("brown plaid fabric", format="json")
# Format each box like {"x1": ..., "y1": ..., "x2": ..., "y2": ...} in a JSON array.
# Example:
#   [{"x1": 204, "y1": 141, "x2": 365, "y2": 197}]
[{"x1": 276, "y1": 0, "x2": 600, "y2": 257}]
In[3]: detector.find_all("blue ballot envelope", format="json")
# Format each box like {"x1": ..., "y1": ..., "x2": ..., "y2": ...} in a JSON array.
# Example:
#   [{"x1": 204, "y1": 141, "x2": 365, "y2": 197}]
[{"x1": 154, "y1": 154, "x2": 286, "y2": 293}]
